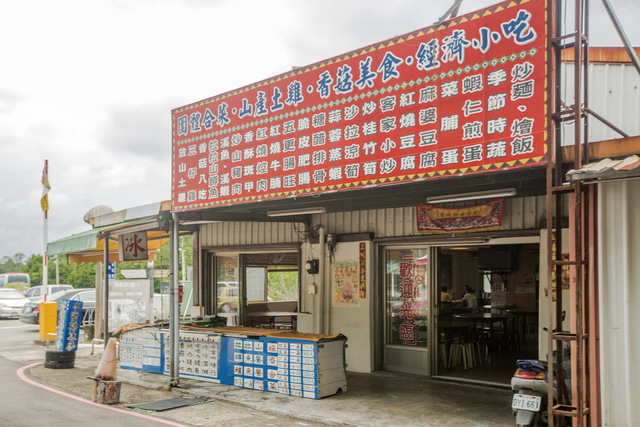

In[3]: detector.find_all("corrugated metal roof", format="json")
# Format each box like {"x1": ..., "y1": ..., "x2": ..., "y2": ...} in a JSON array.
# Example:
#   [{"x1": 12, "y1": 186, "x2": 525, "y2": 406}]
[
  {"x1": 47, "y1": 216, "x2": 169, "y2": 263},
  {"x1": 566, "y1": 154, "x2": 640, "y2": 181},
  {"x1": 562, "y1": 47, "x2": 640, "y2": 64},
  {"x1": 561, "y1": 62, "x2": 640, "y2": 143}
]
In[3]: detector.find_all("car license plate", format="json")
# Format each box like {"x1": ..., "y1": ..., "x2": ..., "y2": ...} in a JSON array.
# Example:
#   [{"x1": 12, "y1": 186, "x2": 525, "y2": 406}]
[{"x1": 512, "y1": 393, "x2": 542, "y2": 411}]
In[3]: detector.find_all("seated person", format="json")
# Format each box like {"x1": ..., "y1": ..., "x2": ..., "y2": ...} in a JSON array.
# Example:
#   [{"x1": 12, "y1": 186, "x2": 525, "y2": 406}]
[
  {"x1": 440, "y1": 286, "x2": 452, "y2": 302},
  {"x1": 453, "y1": 285, "x2": 478, "y2": 309}
]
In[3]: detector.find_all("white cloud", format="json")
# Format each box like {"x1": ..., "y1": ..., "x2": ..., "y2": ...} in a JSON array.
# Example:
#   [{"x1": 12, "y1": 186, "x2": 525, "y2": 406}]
[{"x1": 0, "y1": 0, "x2": 638, "y2": 257}]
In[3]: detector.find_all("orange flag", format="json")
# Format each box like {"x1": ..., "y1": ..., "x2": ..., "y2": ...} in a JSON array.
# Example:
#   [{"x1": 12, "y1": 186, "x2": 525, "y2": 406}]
[{"x1": 41, "y1": 161, "x2": 50, "y2": 211}]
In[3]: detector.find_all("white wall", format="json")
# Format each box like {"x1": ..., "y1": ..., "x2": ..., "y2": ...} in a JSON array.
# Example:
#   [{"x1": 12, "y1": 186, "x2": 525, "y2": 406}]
[
  {"x1": 561, "y1": 63, "x2": 640, "y2": 144},
  {"x1": 598, "y1": 179, "x2": 640, "y2": 426},
  {"x1": 299, "y1": 239, "x2": 374, "y2": 373}
]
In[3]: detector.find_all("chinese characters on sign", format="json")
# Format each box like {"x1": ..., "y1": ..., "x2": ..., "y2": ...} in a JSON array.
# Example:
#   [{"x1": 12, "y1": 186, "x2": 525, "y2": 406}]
[
  {"x1": 399, "y1": 255, "x2": 419, "y2": 345},
  {"x1": 416, "y1": 198, "x2": 504, "y2": 233},
  {"x1": 332, "y1": 262, "x2": 360, "y2": 307},
  {"x1": 172, "y1": 0, "x2": 547, "y2": 211},
  {"x1": 56, "y1": 299, "x2": 83, "y2": 351},
  {"x1": 119, "y1": 232, "x2": 148, "y2": 261},
  {"x1": 359, "y1": 242, "x2": 367, "y2": 299},
  {"x1": 109, "y1": 280, "x2": 152, "y2": 330}
]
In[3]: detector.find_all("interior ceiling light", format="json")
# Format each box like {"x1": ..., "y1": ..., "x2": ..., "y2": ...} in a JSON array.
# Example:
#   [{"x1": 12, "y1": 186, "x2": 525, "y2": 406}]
[
  {"x1": 426, "y1": 188, "x2": 517, "y2": 204},
  {"x1": 266, "y1": 207, "x2": 327, "y2": 217}
]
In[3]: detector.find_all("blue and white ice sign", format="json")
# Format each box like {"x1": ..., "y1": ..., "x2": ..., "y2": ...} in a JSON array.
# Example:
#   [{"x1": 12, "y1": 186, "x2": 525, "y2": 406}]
[{"x1": 108, "y1": 262, "x2": 116, "y2": 279}]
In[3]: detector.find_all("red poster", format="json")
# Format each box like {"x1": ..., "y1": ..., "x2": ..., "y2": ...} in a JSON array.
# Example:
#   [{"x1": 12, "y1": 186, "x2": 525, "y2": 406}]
[
  {"x1": 416, "y1": 198, "x2": 504, "y2": 233},
  {"x1": 359, "y1": 242, "x2": 366, "y2": 299},
  {"x1": 172, "y1": 0, "x2": 548, "y2": 212}
]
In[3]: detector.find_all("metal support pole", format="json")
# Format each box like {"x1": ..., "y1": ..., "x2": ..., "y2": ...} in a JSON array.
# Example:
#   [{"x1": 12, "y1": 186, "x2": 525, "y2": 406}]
[
  {"x1": 601, "y1": 0, "x2": 640, "y2": 75},
  {"x1": 103, "y1": 232, "x2": 110, "y2": 348},
  {"x1": 434, "y1": 0, "x2": 464, "y2": 26},
  {"x1": 169, "y1": 214, "x2": 180, "y2": 387},
  {"x1": 318, "y1": 225, "x2": 326, "y2": 334}
]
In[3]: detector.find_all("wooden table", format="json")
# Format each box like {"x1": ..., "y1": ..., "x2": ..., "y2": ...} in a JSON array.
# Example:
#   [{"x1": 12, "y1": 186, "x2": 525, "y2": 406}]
[
  {"x1": 452, "y1": 312, "x2": 516, "y2": 333},
  {"x1": 453, "y1": 312, "x2": 518, "y2": 353},
  {"x1": 247, "y1": 311, "x2": 298, "y2": 329},
  {"x1": 506, "y1": 309, "x2": 539, "y2": 343}
]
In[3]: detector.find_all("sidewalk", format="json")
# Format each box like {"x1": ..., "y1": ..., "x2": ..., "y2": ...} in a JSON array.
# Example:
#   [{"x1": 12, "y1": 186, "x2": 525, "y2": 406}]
[{"x1": 26, "y1": 344, "x2": 516, "y2": 427}]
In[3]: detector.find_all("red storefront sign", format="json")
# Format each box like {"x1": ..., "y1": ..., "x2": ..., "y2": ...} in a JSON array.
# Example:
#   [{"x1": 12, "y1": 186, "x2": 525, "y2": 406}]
[
  {"x1": 172, "y1": 0, "x2": 548, "y2": 212},
  {"x1": 416, "y1": 198, "x2": 504, "y2": 233}
]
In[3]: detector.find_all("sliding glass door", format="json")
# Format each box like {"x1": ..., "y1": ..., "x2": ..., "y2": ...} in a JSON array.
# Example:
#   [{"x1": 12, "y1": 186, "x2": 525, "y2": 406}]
[{"x1": 383, "y1": 247, "x2": 432, "y2": 374}]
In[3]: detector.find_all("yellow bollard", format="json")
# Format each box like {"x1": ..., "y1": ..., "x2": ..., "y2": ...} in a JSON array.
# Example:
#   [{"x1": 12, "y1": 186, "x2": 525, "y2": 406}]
[{"x1": 39, "y1": 302, "x2": 57, "y2": 341}]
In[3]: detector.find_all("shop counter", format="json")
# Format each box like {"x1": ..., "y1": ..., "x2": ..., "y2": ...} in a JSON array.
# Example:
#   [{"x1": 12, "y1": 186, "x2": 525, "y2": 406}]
[{"x1": 118, "y1": 325, "x2": 347, "y2": 399}]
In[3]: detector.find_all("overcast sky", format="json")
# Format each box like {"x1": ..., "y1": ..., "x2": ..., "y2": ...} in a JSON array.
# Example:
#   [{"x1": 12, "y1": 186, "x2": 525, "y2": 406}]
[{"x1": 1, "y1": 0, "x2": 638, "y2": 258}]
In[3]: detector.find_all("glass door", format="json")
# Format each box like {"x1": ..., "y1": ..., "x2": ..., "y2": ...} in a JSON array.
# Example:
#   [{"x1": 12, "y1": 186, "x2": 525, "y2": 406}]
[
  {"x1": 215, "y1": 254, "x2": 240, "y2": 323},
  {"x1": 383, "y1": 247, "x2": 432, "y2": 374},
  {"x1": 212, "y1": 251, "x2": 299, "y2": 328}
]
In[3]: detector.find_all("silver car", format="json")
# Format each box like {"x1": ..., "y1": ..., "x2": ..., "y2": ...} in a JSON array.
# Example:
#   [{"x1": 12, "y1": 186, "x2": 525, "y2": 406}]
[
  {"x1": 0, "y1": 288, "x2": 30, "y2": 318},
  {"x1": 24, "y1": 284, "x2": 73, "y2": 301}
]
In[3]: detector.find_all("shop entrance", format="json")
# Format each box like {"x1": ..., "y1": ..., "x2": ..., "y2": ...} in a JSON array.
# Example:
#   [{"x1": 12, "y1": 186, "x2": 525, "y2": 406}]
[
  {"x1": 212, "y1": 251, "x2": 300, "y2": 328},
  {"x1": 382, "y1": 242, "x2": 540, "y2": 385},
  {"x1": 434, "y1": 243, "x2": 540, "y2": 385},
  {"x1": 383, "y1": 247, "x2": 431, "y2": 374}
]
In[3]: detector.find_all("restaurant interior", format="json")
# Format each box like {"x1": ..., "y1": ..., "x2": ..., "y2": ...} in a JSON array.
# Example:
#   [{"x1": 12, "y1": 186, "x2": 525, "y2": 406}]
[{"x1": 435, "y1": 244, "x2": 540, "y2": 385}]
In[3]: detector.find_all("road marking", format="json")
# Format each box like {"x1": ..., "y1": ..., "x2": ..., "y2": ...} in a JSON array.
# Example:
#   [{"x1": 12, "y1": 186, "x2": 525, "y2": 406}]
[
  {"x1": 0, "y1": 325, "x2": 36, "y2": 330},
  {"x1": 1, "y1": 345, "x2": 37, "y2": 349},
  {"x1": 17, "y1": 362, "x2": 190, "y2": 427}
]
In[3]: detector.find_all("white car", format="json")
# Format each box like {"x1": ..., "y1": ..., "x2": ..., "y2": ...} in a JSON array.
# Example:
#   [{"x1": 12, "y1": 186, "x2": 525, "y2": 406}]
[
  {"x1": 0, "y1": 288, "x2": 31, "y2": 318},
  {"x1": 24, "y1": 284, "x2": 74, "y2": 301}
]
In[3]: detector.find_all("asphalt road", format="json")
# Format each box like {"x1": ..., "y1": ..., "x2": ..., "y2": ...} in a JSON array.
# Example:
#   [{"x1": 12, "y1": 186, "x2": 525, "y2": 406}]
[
  {"x1": 0, "y1": 318, "x2": 327, "y2": 427},
  {"x1": 0, "y1": 319, "x2": 177, "y2": 426}
]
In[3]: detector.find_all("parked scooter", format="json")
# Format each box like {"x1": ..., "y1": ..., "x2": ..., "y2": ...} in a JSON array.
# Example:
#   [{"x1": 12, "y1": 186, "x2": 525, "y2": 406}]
[
  {"x1": 511, "y1": 358, "x2": 551, "y2": 425},
  {"x1": 511, "y1": 341, "x2": 571, "y2": 426}
]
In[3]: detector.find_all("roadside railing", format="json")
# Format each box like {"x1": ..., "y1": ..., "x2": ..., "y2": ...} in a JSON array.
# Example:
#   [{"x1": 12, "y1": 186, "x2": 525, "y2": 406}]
[{"x1": 82, "y1": 307, "x2": 95, "y2": 327}]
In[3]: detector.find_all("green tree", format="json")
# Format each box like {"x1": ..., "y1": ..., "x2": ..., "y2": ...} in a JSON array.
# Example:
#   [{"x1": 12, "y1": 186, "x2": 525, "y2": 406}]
[
  {"x1": 150, "y1": 236, "x2": 192, "y2": 292},
  {"x1": 0, "y1": 235, "x2": 193, "y2": 290},
  {"x1": 23, "y1": 254, "x2": 44, "y2": 286},
  {"x1": 0, "y1": 253, "x2": 28, "y2": 274},
  {"x1": 268, "y1": 269, "x2": 298, "y2": 301},
  {"x1": 64, "y1": 261, "x2": 96, "y2": 288}
]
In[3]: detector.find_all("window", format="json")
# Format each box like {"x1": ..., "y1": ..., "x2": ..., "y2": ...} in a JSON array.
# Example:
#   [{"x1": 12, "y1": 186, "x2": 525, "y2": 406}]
[{"x1": 385, "y1": 248, "x2": 429, "y2": 347}]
